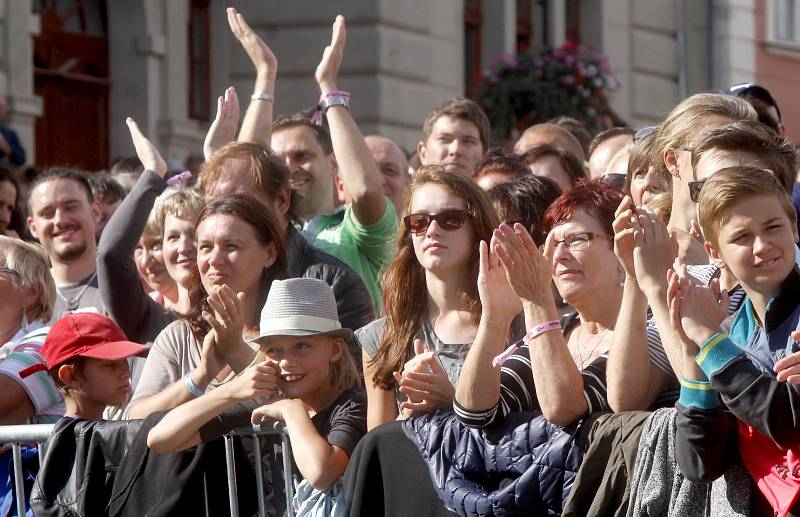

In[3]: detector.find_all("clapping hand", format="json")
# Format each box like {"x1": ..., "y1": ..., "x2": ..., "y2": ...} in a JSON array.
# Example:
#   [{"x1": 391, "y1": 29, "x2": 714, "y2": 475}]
[
  {"x1": 494, "y1": 223, "x2": 553, "y2": 305},
  {"x1": 228, "y1": 7, "x2": 277, "y2": 79},
  {"x1": 203, "y1": 87, "x2": 240, "y2": 160},
  {"x1": 667, "y1": 258, "x2": 729, "y2": 352},
  {"x1": 126, "y1": 117, "x2": 167, "y2": 177},
  {"x1": 394, "y1": 339, "x2": 455, "y2": 413},
  {"x1": 315, "y1": 15, "x2": 345, "y2": 94},
  {"x1": 478, "y1": 236, "x2": 522, "y2": 321},
  {"x1": 203, "y1": 285, "x2": 246, "y2": 356}
]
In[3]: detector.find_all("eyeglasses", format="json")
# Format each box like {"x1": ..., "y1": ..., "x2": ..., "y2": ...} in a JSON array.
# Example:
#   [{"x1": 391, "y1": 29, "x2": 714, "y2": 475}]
[
  {"x1": 403, "y1": 210, "x2": 470, "y2": 235},
  {"x1": 688, "y1": 179, "x2": 706, "y2": 203},
  {"x1": 0, "y1": 266, "x2": 19, "y2": 281},
  {"x1": 600, "y1": 173, "x2": 627, "y2": 190},
  {"x1": 550, "y1": 232, "x2": 612, "y2": 252}
]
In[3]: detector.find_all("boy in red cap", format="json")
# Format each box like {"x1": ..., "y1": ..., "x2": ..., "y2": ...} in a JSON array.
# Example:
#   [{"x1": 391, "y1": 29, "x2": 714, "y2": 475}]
[{"x1": 20, "y1": 313, "x2": 148, "y2": 420}]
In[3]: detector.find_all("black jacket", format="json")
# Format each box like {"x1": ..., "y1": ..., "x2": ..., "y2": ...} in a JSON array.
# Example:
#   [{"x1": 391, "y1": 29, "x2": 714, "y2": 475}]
[
  {"x1": 287, "y1": 226, "x2": 375, "y2": 360},
  {"x1": 30, "y1": 415, "x2": 257, "y2": 517}
]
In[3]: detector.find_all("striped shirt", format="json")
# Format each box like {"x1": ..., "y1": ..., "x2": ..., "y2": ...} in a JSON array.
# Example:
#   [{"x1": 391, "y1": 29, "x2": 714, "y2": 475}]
[
  {"x1": 454, "y1": 314, "x2": 610, "y2": 429},
  {"x1": 0, "y1": 322, "x2": 65, "y2": 423}
]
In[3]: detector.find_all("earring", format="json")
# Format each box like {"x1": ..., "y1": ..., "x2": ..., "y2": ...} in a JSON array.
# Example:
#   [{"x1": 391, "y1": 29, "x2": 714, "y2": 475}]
[{"x1": 20, "y1": 309, "x2": 30, "y2": 334}]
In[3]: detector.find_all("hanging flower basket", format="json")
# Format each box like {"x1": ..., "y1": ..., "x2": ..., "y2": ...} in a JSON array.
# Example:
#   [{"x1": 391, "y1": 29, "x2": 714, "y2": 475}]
[{"x1": 479, "y1": 41, "x2": 621, "y2": 144}]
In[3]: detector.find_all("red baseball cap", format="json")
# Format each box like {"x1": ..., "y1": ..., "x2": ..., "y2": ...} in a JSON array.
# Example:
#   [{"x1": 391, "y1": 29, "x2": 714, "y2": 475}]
[{"x1": 19, "y1": 313, "x2": 148, "y2": 378}]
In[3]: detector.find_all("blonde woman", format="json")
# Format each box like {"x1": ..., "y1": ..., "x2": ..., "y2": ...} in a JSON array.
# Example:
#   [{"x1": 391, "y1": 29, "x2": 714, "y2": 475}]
[{"x1": 0, "y1": 236, "x2": 63, "y2": 423}]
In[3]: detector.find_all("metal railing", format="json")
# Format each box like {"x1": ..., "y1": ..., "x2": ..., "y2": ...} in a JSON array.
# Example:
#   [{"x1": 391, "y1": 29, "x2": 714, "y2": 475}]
[
  {"x1": 0, "y1": 422, "x2": 294, "y2": 517},
  {"x1": 0, "y1": 423, "x2": 54, "y2": 517}
]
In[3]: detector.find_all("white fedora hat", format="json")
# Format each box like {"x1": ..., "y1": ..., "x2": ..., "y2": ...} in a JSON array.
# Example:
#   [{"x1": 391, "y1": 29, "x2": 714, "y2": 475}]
[{"x1": 252, "y1": 278, "x2": 353, "y2": 343}]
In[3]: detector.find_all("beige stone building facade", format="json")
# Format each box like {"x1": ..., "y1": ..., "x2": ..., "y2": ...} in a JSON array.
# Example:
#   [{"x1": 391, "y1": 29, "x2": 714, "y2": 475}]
[{"x1": 0, "y1": 0, "x2": 791, "y2": 170}]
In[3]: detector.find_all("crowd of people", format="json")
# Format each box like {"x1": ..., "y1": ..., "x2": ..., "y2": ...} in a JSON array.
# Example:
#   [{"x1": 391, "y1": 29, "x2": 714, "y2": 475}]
[{"x1": 1, "y1": 7, "x2": 800, "y2": 517}]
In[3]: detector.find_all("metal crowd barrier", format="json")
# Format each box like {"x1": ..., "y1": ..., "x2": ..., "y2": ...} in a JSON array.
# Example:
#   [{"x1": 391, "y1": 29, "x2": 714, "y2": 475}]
[
  {"x1": 0, "y1": 423, "x2": 54, "y2": 517},
  {"x1": 0, "y1": 422, "x2": 295, "y2": 517}
]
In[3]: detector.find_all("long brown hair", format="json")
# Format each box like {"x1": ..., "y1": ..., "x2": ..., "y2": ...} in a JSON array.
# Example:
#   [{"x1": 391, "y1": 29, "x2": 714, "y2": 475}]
[
  {"x1": 370, "y1": 165, "x2": 500, "y2": 390},
  {"x1": 185, "y1": 194, "x2": 288, "y2": 342}
]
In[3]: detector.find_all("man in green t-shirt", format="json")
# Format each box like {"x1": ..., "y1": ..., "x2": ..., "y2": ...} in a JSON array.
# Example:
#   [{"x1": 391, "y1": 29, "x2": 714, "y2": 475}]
[{"x1": 271, "y1": 17, "x2": 397, "y2": 310}]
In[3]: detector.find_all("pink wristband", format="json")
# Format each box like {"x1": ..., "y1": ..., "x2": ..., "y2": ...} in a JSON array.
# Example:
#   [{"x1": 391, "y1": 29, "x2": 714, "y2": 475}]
[
  {"x1": 166, "y1": 170, "x2": 192, "y2": 186},
  {"x1": 311, "y1": 90, "x2": 351, "y2": 126},
  {"x1": 491, "y1": 320, "x2": 561, "y2": 367}
]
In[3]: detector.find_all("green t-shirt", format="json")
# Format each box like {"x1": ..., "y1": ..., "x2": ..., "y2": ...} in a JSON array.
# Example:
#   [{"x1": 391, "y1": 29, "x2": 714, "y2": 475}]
[{"x1": 305, "y1": 199, "x2": 398, "y2": 311}]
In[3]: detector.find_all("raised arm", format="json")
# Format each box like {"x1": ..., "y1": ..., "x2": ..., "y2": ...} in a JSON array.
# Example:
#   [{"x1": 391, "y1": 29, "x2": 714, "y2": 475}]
[
  {"x1": 495, "y1": 223, "x2": 587, "y2": 426},
  {"x1": 606, "y1": 197, "x2": 672, "y2": 411},
  {"x1": 315, "y1": 16, "x2": 386, "y2": 225},
  {"x1": 454, "y1": 238, "x2": 520, "y2": 418},
  {"x1": 632, "y1": 209, "x2": 684, "y2": 376},
  {"x1": 229, "y1": 7, "x2": 277, "y2": 148},
  {"x1": 97, "y1": 118, "x2": 169, "y2": 343}
]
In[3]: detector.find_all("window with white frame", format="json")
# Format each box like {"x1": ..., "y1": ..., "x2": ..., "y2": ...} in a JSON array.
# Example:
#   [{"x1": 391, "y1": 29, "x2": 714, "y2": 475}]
[{"x1": 772, "y1": 0, "x2": 800, "y2": 44}]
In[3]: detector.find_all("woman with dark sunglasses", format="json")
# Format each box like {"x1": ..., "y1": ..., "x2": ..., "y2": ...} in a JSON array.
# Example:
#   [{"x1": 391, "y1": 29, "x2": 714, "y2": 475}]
[
  {"x1": 357, "y1": 164, "x2": 521, "y2": 430},
  {"x1": 344, "y1": 165, "x2": 523, "y2": 516}
]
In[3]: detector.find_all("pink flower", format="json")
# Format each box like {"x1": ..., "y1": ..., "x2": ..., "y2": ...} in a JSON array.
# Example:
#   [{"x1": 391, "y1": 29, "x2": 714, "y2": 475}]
[{"x1": 562, "y1": 75, "x2": 576, "y2": 86}]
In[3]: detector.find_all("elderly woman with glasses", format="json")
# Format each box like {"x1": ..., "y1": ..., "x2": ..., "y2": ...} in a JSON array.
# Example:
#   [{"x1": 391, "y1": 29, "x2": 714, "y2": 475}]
[
  {"x1": 455, "y1": 180, "x2": 625, "y2": 428},
  {"x1": 0, "y1": 236, "x2": 63, "y2": 424}
]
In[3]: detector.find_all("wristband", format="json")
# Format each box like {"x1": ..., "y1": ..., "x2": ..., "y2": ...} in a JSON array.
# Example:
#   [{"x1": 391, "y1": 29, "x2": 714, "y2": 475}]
[
  {"x1": 311, "y1": 90, "x2": 351, "y2": 125},
  {"x1": 491, "y1": 320, "x2": 561, "y2": 367},
  {"x1": 184, "y1": 371, "x2": 204, "y2": 398},
  {"x1": 166, "y1": 170, "x2": 192, "y2": 186},
  {"x1": 251, "y1": 92, "x2": 274, "y2": 102}
]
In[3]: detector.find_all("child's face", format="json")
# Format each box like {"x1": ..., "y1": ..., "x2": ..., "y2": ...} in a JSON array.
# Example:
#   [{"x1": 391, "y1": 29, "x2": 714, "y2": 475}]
[
  {"x1": 71, "y1": 357, "x2": 132, "y2": 408},
  {"x1": 708, "y1": 194, "x2": 798, "y2": 297},
  {"x1": 261, "y1": 335, "x2": 343, "y2": 405}
]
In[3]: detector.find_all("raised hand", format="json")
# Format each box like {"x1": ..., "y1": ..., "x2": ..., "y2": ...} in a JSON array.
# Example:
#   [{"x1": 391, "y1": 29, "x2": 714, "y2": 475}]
[
  {"x1": 203, "y1": 285, "x2": 245, "y2": 354},
  {"x1": 227, "y1": 7, "x2": 277, "y2": 79},
  {"x1": 667, "y1": 258, "x2": 729, "y2": 349},
  {"x1": 494, "y1": 223, "x2": 553, "y2": 305},
  {"x1": 203, "y1": 87, "x2": 240, "y2": 160},
  {"x1": 315, "y1": 15, "x2": 345, "y2": 93},
  {"x1": 632, "y1": 208, "x2": 677, "y2": 292},
  {"x1": 612, "y1": 196, "x2": 639, "y2": 280},
  {"x1": 197, "y1": 329, "x2": 226, "y2": 384},
  {"x1": 126, "y1": 117, "x2": 167, "y2": 177},
  {"x1": 478, "y1": 236, "x2": 522, "y2": 321}
]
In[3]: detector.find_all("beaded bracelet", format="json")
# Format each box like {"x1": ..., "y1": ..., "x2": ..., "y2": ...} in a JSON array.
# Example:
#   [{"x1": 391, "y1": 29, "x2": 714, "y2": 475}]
[{"x1": 491, "y1": 320, "x2": 562, "y2": 367}]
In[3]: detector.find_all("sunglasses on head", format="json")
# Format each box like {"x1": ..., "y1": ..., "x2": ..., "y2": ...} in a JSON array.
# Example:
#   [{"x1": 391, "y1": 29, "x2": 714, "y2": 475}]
[
  {"x1": 601, "y1": 173, "x2": 627, "y2": 190},
  {"x1": 403, "y1": 210, "x2": 470, "y2": 235},
  {"x1": 633, "y1": 126, "x2": 657, "y2": 143}
]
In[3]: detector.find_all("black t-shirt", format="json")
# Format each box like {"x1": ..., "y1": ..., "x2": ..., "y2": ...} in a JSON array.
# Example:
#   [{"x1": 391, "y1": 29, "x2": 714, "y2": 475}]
[{"x1": 199, "y1": 388, "x2": 367, "y2": 458}]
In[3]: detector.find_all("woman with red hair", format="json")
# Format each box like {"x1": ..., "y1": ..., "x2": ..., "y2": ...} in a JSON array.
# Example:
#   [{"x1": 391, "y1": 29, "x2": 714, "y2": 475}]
[{"x1": 455, "y1": 180, "x2": 643, "y2": 428}]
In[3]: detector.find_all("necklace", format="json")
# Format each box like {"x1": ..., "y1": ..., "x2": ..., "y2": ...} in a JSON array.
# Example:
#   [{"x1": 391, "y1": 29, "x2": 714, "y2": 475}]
[
  {"x1": 574, "y1": 324, "x2": 611, "y2": 370},
  {"x1": 56, "y1": 272, "x2": 97, "y2": 311}
]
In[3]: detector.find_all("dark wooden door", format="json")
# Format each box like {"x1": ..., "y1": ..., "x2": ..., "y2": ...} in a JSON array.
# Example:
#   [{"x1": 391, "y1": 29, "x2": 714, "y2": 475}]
[{"x1": 34, "y1": 0, "x2": 109, "y2": 171}]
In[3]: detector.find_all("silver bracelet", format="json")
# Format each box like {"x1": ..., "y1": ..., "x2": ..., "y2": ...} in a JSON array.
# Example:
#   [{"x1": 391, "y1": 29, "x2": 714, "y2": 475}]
[
  {"x1": 183, "y1": 371, "x2": 204, "y2": 398},
  {"x1": 251, "y1": 93, "x2": 274, "y2": 103}
]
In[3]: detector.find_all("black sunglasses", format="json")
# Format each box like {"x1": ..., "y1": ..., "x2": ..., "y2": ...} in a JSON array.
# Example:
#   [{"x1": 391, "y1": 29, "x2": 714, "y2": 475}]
[
  {"x1": 601, "y1": 173, "x2": 627, "y2": 190},
  {"x1": 688, "y1": 179, "x2": 706, "y2": 203},
  {"x1": 403, "y1": 210, "x2": 470, "y2": 235}
]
